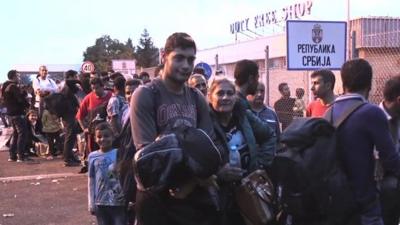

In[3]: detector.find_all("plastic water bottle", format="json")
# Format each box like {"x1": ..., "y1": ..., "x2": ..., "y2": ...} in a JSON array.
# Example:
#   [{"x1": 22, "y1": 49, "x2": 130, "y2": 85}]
[{"x1": 229, "y1": 145, "x2": 242, "y2": 168}]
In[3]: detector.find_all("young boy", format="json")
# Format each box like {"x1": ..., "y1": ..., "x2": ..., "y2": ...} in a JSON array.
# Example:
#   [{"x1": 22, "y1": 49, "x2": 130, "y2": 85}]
[
  {"x1": 88, "y1": 122, "x2": 126, "y2": 225},
  {"x1": 293, "y1": 87, "x2": 306, "y2": 117},
  {"x1": 41, "y1": 108, "x2": 63, "y2": 159}
]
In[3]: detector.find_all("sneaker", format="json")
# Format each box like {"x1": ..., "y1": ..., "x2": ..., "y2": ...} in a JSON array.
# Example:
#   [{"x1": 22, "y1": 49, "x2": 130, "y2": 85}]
[
  {"x1": 17, "y1": 158, "x2": 40, "y2": 164},
  {"x1": 46, "y1": 155, "x2": 54, "y2": 160},
  {"x1": 78, "y1": 165, "x2": 88, "y2": 173},
  {"x1": 70, "y1": 157, "x2": 81, "y2": 164},
  {"x1": 8, "y1": 158, "x2": 16, "y2": 162},
  {"x1": 64, "y1": 161, "x2": 80, "y2": 167}
]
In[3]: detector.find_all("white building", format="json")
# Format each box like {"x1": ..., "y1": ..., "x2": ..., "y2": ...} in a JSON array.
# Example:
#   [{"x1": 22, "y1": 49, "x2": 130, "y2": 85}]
[{"x1": 196, "y1": 17, "x2": 400, "y2": 105}]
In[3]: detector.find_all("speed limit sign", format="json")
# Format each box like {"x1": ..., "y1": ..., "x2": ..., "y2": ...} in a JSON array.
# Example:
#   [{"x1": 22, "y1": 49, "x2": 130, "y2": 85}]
[{"x1": 81, "y1": 61, "x2": 95, "y2": 73}]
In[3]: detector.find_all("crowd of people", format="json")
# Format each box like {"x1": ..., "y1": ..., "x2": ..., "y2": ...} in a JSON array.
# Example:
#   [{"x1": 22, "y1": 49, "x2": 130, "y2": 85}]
[{"x1": 0, "y1": 32, "x2": 399, "y2": 225}]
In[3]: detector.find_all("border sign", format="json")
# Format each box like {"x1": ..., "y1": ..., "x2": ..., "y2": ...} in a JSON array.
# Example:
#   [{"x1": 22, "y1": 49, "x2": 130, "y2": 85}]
[
  {"x1": 194, "y1": 62, "x2": 212, "y2": 80},
  {"x1": 81, "y1": 61, "x2": 95, "y2": 73},
  {"x1": 286, "y1": 20, "x2": 346, "y2": 70}
]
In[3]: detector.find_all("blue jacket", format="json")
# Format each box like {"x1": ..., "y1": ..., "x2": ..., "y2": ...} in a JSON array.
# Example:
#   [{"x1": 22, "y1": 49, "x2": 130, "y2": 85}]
[{"x1": 331, "y1": 94, "x2": 400, "y2": 207}]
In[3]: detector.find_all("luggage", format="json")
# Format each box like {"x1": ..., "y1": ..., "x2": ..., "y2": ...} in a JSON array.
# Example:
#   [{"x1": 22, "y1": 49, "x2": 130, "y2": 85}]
[{"x1": 235, "y1": 170, "x2": 276, "y2": 225}]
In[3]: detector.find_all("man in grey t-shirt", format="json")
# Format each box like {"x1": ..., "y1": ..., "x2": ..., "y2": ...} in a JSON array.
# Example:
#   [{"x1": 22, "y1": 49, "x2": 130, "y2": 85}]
[{"x1": 130, "y1": 33, "x2": 218, "y2": 225}]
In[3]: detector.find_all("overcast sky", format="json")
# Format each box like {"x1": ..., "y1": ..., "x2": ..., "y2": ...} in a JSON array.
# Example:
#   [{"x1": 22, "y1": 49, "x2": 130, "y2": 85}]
[{"x1": 0, "y1": 0, "x2": 398, "y2": 81}]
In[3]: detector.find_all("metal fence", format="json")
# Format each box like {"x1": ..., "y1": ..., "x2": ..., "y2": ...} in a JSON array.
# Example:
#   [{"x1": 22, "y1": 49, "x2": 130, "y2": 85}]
[{"x1": 350, "y1": 17, "x2": 400, "y2": 104}]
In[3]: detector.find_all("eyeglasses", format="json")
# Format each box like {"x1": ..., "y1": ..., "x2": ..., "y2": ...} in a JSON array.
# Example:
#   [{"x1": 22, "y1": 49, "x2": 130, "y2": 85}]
[{"x1": 41, "y1": 69, "x2": 48, "y2": 72}]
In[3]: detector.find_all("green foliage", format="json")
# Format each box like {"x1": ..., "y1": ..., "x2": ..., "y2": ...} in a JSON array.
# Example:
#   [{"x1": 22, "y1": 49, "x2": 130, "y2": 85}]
[
  {"x1": 134, "y1": 29, "x2": 159, "y2": 68},
  {"x1": 83, "y1": 35, "x2": 135, "y2": 72}
]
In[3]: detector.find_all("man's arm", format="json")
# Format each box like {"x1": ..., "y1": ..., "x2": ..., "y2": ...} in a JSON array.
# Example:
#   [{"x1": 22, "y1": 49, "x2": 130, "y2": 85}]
[
  {"x1": 130, "y1": 86, "x2": 157, "y2": 150},
  {"x1": 78, "y1": 119, "x2": 88, "y2": 134},
  {"x1": 246, "y1": 110, "x2": 277, "y2": 168},
  {"x1": 107, "y1": 97, "x2": 122, "y2": 135},
  {"x1": 76, "y1": 95, "x2": 90, "y2": 132},
  {"x1": 370, "y1": 108, "x2": 400, "y2": 176},
  {"x1": 109, "y1": 116, "x2": 121, "y2": 136},
  {"x1": 306, "y1": 102, "x2": 312, "y2": 117},
  {"x1": 271, "y1": 109, "x2": 281, "y2": 139}
]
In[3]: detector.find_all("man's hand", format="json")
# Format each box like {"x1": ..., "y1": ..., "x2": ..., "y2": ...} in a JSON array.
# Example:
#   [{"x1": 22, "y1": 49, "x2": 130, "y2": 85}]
[
  {"x1": 197, "y1": 175, "x2": 219, "y2": 189},
  {"x1": 169, "y1": 178, "x2": 198, "y2": 199},
  {"x1": 38, "y1": 90, "x2": 50, "y2": 97},
  {"x1": 78, "y1": 120, "x2": 88, "y2": 134},
  {"x1": 217, "y1": 163, "x2": 245, "y2": 182}
]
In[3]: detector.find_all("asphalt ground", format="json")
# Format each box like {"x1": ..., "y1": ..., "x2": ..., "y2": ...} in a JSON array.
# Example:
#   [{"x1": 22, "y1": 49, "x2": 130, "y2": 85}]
[{"x1": 0, "y1": 150, "x2": 96, "y2": 225}]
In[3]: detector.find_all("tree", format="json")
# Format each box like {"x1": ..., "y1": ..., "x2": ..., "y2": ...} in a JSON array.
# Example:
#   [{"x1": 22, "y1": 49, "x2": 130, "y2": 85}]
[
  {"x1": 134, "y1": 29, "x2": 159, "y2": 68},
  {"x1": 83, "y1": 35, "x2": 135, "y2": 72}
]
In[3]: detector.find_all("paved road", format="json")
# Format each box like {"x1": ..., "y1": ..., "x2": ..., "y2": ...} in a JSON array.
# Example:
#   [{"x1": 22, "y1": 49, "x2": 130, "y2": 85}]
[{"x1": 0, "y1": 150, "x2": 96, "y2": 225}]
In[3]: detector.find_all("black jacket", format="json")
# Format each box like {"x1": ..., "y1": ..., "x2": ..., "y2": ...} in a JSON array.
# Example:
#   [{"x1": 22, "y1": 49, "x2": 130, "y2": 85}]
[
  {"x1": 211, "y1": 101, "x2": 277, "y2": 172},
  {"x1": 1, "y1": 81, "x2": 29, "y2": 116},
  {"x1": 45, "y1": 80, "x2": 81, "y2": 119}
]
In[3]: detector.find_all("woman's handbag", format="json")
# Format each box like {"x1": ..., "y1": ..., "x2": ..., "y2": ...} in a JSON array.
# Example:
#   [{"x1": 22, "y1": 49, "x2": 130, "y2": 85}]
[{"x1": 235, "y1": 170, "x2": 276, "y2": 225}]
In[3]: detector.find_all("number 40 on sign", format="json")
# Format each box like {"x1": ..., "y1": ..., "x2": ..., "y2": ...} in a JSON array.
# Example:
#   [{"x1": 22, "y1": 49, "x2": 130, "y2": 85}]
[{"x1": 81, "y1": 61, "x2": 95, "y2": 73}]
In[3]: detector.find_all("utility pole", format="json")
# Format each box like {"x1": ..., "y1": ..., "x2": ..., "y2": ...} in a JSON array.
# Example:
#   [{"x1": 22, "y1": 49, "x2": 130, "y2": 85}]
[
  {"x1": 346, "y1": 0, "x2": 351, "y2": 60},
  {"x1": 265, "y1": 45, "x2": 270, "y2": 106}
]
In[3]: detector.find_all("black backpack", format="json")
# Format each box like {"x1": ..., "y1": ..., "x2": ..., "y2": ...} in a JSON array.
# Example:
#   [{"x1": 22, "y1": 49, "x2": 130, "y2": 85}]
[
  {"x1": 43, "y1": 93, "x2": 67, "y2": 117},
  {"x1": 115, "y1": 117, "x2": 137, "y2": 204},
  {"x1": 271, "y1": 101, "x2": 365, "y2": 222},
  {"x1": 134, "y1": 126, "x2": 222, "y2": 192}
]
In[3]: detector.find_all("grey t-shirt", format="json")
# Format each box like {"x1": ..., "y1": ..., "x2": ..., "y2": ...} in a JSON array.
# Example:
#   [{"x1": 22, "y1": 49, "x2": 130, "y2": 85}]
[{"x1": 130, "y1": 79, "x2": 214, "y2": 150}]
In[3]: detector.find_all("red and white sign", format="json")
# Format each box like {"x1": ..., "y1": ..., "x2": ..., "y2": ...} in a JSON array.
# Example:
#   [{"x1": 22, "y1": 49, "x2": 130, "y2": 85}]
[
  {"x1": 81, "y1": 61, "x2": 95, "y2": 73},
  {"x1": 112, "y1": 60, "x2": 136, "y2": 76}
]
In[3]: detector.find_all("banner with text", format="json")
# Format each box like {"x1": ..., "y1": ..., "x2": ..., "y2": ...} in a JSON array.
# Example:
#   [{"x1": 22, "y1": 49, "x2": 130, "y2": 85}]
[{"x1": 286, "y1": 20, "x2": 346, "y2": 70}]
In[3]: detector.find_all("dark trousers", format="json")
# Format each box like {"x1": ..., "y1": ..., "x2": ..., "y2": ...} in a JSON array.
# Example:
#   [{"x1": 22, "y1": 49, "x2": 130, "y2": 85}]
[
  {"x1": 83, "y1": 132, "x2": 98, "y2": 161},
  {"x1": 62, "y1": 115, "x2": 78, "y2": 162},
  {"x1": 0, "y1": 113, "x2": 9, "y2": 127},
  {"x1": 327, "y1": 198, "x2": 384, "y2": 225},
  {"x1": 380, "y1": 176, "x2": 400, "y2": 225},
  {"x1": 95, "y1": 205, "x2": 127, "y2": 225},
  {"x1": 135, "y1": 190, "x2": 218, "y2": 225},
  {"x1": 9, "y1": 115, "x2": 28, "y2": 160},
  {"x1": 45, "y1": 131, "x2": 63, "y2": 156}
]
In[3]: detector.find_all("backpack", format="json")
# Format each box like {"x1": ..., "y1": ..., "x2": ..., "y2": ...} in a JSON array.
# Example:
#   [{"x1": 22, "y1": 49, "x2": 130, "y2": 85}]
[
  {"x1": 43, "y1": 93, "x2": 68, "y2": 117},
  {"x1": 134, "y1": 126, "x2": 222, "y2": 192},
  {"x1": 271, "y1": 101, "x2": 366, "y2": 221},
  {"x1": 115, "y1": 117, "x2": 137, "y2": 204}
]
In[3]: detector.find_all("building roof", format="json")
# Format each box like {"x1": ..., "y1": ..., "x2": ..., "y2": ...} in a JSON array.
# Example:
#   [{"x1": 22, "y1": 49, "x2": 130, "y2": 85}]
[
  {"x1": 196, "y1": 33, "x2": 286, "y2": 65},
  {"x1": 12, "y1": 64, "x2": 81, "y2": 72}
]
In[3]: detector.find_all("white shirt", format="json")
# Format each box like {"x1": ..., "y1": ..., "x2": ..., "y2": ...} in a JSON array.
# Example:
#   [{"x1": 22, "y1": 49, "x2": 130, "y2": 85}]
[
  {"x1": 379, "y1": 102, "x2": 400, "y2": 152},
  {"x1": 32, "y1": 76, "x2": 58, "y2": 107}
]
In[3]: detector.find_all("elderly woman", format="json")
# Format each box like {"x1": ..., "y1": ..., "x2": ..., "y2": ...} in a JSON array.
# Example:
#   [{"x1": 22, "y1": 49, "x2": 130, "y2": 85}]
[{"x1": 208, "y1": 78, "x2": 276, "y2": 225}]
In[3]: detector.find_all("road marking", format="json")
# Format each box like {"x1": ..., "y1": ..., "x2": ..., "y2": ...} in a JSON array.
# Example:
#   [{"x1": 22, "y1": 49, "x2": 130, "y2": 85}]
[{"x1": 0, "y1": 173, "x2": 85, "y2": 182}]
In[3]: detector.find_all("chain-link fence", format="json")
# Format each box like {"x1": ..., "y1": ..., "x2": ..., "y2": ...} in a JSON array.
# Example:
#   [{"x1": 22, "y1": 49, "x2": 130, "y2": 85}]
[{"x1": 350, "y1": 17, "x2": 400, "y2": 104}]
